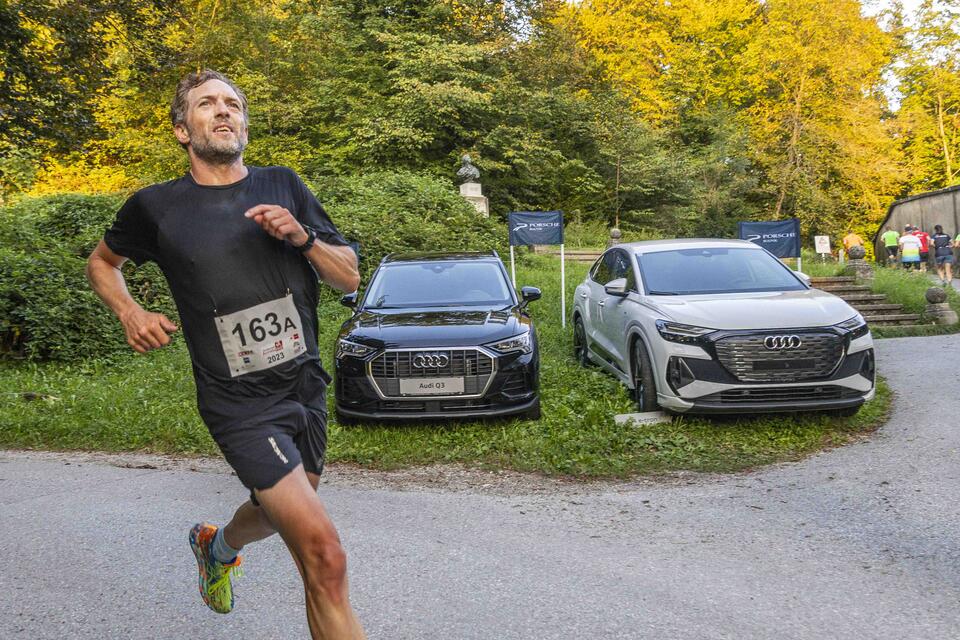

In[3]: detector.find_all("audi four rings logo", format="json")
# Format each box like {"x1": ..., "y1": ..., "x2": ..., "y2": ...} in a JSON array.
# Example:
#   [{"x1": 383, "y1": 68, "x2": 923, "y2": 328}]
[
  {"x1": 763, "y1": 335, "x2": 803, "y2": 350},
  {"x1": 413, "y1": 353, "x2": 449, "y2": 368}
]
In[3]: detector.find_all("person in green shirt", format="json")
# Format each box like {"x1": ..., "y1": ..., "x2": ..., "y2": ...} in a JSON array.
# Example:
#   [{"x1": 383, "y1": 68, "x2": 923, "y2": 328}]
[{"x1": 880, "y1": 228, "x2": 900, "y2": 265}]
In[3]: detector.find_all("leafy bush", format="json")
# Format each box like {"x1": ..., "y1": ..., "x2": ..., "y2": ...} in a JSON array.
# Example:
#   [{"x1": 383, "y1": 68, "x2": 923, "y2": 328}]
[
  {"x1": 0, "y1": 194, "x2": 175, "y2": 361},
  {"x1": 310, "y1": 171, "x2": 507, "y2": 279}
]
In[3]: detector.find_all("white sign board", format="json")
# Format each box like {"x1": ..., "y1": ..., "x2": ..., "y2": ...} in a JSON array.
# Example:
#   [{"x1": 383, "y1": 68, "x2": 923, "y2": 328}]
[{"x1": 814, "y1": 235, "x2": 831, "y2": 255}]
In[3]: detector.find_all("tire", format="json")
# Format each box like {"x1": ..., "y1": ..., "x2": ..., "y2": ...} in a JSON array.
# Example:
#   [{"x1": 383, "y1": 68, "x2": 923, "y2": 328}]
[
  {"x1": 631, "y1": 337, "x2": 660, "y2": 412},
  {"x1": 573, "y1": 316, "x2": 590, "y2": 367}
]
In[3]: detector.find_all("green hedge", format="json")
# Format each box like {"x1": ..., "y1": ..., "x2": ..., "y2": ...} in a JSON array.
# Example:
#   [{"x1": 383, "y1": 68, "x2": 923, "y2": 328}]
[
  {"x1": 311, "y1": 171, "x2": 507, "y2": 279},
  {"x1": 0, "y1": 172, "x2": 507, "y2": 360}
]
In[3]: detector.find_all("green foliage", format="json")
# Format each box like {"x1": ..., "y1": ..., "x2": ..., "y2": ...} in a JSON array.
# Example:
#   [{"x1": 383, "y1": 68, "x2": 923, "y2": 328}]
[
  {"x1": 311, "y1": 171, "x2": 507, "y2": 278},
  {"x1": 0, "y1": 193, "x2": 175, "y2": 361},
  {"x1": 0, "y1": 254, "x2": 890, "y2": 475}
]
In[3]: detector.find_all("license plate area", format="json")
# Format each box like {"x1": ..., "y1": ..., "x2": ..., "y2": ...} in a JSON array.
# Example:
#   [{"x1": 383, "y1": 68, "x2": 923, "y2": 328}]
[
  {"x1": 752, "y1": 359, "x2": 815, "y2": 371},
  {"x1": 398, "y1": 377, "x2": 465, "y2": 396}
]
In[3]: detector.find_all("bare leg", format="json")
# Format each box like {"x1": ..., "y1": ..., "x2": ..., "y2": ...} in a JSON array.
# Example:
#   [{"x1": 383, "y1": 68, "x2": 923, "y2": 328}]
[
  {"x1": 221, "y1": 473, "x2": 322, "y2": 549},
  {"x1": 255, "y1": 465, "x2": 366, "y2": 640}
]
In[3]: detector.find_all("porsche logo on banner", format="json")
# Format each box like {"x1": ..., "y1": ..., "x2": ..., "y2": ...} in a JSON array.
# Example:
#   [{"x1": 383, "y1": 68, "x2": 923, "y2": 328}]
[{"x1": 508, "y1": 211, "x2": 564, "y2": 246}]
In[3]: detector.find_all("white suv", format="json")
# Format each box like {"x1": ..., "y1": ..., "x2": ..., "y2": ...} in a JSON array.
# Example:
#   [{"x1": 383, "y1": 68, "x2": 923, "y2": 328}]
[{"x1": 573, "y1": 239, "x2": 875, "y2": 415}]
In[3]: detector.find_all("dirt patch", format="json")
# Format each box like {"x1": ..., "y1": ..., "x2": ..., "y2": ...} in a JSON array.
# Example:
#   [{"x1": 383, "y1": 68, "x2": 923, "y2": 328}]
[{"x1": 0, "y1": 448, "x2": 712, "y2": 497}]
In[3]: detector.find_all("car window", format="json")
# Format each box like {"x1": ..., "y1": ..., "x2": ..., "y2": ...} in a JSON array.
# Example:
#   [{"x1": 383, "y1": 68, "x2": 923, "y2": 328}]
[
  {"x1": 609, "y1": 249, "x2": 636, "y2": 291},
  {"x1": 590, "y1": 252, "x2": 614, "y2": 285},
  {"x1": 636, "y1": 247, "x2": 806, "y2": 295},
  {"x1": 364, "y1": 261, "x2": 513, "y2": 308}
]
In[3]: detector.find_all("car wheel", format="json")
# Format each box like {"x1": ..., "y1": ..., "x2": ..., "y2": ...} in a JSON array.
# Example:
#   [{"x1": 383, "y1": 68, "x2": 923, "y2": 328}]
[
  {"x1": 573, "y1": 317, "x2": 590, "y2": 367},
  {"x1": 631, "y1": 338, "x2": 660, "y2": 412}
]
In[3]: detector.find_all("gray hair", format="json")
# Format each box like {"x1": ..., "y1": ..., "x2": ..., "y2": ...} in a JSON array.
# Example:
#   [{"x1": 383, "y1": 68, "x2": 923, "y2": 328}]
[{"x1": 170, "y1": 69, "x2": 249, "y2": 129}]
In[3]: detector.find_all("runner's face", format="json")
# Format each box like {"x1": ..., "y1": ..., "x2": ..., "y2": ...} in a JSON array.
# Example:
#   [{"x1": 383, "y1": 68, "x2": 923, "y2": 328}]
[{"x1": 179, "y1": 79, "x2": 248, "y2": 164}]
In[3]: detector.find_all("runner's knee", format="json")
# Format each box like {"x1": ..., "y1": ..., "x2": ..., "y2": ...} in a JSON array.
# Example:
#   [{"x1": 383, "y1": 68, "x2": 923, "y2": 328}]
[{"x1": 300, "y1": 532, "x2": 349, "y2": 603}]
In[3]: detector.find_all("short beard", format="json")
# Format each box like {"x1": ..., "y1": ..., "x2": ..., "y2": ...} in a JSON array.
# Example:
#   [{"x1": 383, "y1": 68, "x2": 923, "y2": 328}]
[{"x1": 187, "y1": 125, "x2": 247, "y2": 165}]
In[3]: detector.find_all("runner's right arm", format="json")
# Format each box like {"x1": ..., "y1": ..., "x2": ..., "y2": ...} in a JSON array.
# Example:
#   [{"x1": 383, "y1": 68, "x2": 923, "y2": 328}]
[{"x1": 87, "y1": 240, "x2": 178, "y2": 353}]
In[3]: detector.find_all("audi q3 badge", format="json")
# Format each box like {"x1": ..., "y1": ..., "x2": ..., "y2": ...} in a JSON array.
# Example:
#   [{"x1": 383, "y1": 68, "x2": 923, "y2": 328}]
[
  {"x1": 413, "y1": 352, "x2": 449, "y2": 368},
  {"x1": 763, "y1": 335, "x2": 802, "y2": 350}
]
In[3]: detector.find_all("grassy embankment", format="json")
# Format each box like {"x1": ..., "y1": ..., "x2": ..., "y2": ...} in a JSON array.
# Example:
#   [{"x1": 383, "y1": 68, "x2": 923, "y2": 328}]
[{"x1": 0, "y1": 253, "x2": 889, "y2": 476}]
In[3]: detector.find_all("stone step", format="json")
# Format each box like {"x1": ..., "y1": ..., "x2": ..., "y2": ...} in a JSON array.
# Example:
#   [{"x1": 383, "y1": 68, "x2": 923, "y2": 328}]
[
  {"x1": 865, "y1": 313, "x2": 923, "y2": 325},
  {"x1": 815, "y1": 284, "x2": 873, "y2": 293},
  {"x1": 854, "y1": 303, "x2": 904, "y2": 313},
  {"x1": 809, "y1": 276, "x2": 855, "y2": 285},
  {"x1": 843, "y1": 294, "x2": 888, "y2": 303}
]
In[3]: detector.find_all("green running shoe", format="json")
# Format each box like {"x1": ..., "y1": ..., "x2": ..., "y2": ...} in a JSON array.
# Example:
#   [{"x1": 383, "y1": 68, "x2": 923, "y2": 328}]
[{"x1": 189, "y1": 522, "x2": 243, "y2": 614}]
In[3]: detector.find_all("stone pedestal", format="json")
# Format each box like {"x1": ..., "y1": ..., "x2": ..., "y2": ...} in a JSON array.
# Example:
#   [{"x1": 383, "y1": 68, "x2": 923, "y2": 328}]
[
  {"x1": 925, "y1": 287, "x2": 958, "y2": 325},
  {"x1": 459, "y1": 182, "x2": 488, "y2": 217},
  {"x1": 844, "y1": 258, "x2": 874, "y2": 282}
]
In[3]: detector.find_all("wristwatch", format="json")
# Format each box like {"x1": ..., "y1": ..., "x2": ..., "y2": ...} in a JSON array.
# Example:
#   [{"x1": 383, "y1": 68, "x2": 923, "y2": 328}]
[{"x1": 295, "y1": 225, "x2": 317, "y2": 253}]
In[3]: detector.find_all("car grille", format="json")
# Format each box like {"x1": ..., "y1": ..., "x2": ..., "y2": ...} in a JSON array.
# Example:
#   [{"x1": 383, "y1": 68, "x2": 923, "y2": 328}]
[
  {"x1": 700, "y1": 385, "x2": 862, "y2": 405},
  {"x1": 369, "y1": 348, "x2": 495, "y2": 398},
  {"x1": 713, "y1": 332, "x2": 843, "y2": 382}
]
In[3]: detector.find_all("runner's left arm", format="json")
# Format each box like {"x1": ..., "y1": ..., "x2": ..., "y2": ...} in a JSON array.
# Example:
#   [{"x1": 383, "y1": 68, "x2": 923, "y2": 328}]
[{"x1": 244, "y1": 204, "x2": 360, "y2": 293}]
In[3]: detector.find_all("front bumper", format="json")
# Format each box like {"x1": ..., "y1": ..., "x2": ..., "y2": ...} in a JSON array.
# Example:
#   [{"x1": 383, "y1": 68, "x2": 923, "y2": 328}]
[
  {"x1": 656, "y1": 340, "x2": 876, "y2": 414},
  {"x1": 335, "y1": 349, "x2": 539, "y2": 421}
]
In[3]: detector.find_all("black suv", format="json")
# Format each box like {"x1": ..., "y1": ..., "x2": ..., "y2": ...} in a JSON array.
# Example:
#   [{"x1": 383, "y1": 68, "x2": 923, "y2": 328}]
[{"x1": 334, "y1": 251, "x2": 541, "y2": 422}]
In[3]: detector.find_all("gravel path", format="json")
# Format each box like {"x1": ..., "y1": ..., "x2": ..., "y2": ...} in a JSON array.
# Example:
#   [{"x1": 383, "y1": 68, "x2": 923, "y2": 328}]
[{"x1": 1, "y1": 335, "x2": 958, "y2": 639}]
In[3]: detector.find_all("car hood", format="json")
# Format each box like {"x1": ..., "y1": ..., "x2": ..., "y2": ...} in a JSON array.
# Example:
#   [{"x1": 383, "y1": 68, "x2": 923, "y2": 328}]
[
  {"x1": 649, "y1": 289, "x2": 858, "y2": 330},
  {"x1": 341, "y1": 306, "x2": 528, "y2": 348}
]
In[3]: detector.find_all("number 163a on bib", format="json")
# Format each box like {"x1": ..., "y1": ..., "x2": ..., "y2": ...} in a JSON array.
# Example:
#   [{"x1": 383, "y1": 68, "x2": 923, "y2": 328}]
[{"x1": 215, "y1": 293, "x2": 305, "y2": 377}]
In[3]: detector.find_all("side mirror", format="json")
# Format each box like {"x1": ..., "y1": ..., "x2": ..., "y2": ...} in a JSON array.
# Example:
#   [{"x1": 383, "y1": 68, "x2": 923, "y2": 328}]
[
  {"x1": 340, "y1": 292, "x2": 358, "y2": 308},
  {"x1": 520, "y1": 286, "x2": 541, "y2": 303},
  {"x1": 604, "y1": 278, "x2": 628, "y2": 297}
]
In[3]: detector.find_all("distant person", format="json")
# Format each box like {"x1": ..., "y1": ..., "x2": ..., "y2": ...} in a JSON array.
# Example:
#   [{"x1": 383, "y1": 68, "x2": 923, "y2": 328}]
[
  {"x1": 86, "y1": 70, "x2": 366, "y2": 639},
  {"x1": 899, "y1": 225, "x2": 922, "y2": 270},
  {"x1": 913, "y1": 224, "x2": 931, "y2": 273},
  {"x1": 880, "y1": 227, "x2": 899, "y2": 265},
  {"x1": 842, "y1": 230, "x2": 864, "y2": 253},
  {"x1": 932, "y1": 224, "x2": 954, "y2": 285}
]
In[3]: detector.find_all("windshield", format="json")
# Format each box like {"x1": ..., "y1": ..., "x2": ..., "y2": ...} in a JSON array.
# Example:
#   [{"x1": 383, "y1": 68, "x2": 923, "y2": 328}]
[
  {"x1": 363, "y1": 261, "x2": 514, "y2": 308},
  {"x1": 636, "y1": 247, "x2": 807, "y2": 295}
]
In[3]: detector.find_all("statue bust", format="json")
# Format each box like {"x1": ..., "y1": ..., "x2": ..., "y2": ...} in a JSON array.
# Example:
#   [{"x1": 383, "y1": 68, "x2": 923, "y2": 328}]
[{"x1": 457, "y1": 154, "x2": 480, "y2": 184}]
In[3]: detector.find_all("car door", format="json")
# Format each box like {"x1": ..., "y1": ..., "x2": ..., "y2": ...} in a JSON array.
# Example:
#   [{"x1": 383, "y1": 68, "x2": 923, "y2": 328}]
[
  {"x1": 583, "y1": 250, "x2": 618, "y2": 358},
  {"x1": 597, "y1": 248, "x2": 638, "y2": 368}
]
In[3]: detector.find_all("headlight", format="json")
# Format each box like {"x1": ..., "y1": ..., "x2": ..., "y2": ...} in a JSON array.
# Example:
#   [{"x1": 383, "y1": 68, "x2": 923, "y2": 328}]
[
  {"x1": 836, "y1": 313, "x2": 869, "y2": 339},
  {"x1": 486, "y1": 332, "x2": 533, "y2": 354},
  {"x1": 655, "y1": 320, "x2": 715, "y2": 345},
  {"x1": 336, "y1": 338, "x2": 376, "y2": 359}
]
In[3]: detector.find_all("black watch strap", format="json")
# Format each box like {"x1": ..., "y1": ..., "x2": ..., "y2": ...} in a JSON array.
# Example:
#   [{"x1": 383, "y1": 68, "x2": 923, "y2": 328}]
[{"x1": 296, "y1": 226, "x2": 317, "y2": 253}]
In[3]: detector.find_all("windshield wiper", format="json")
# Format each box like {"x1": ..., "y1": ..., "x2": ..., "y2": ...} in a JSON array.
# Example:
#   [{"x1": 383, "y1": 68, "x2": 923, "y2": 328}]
[{"x1": 646, "y1": 290, "x2": 679, "y2": 296}]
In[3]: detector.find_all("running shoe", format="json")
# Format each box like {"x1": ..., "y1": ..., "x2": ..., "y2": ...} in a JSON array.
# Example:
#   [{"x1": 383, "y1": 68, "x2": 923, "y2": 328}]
[{"x1": 188, "y1": 522, "x2": 243, "y2": 614}]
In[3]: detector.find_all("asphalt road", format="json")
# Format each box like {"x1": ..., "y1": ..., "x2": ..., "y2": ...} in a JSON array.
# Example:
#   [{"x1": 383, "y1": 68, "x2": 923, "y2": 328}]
[{"x1": 2, "y1": 335, "x2": 958, "y2": 639}]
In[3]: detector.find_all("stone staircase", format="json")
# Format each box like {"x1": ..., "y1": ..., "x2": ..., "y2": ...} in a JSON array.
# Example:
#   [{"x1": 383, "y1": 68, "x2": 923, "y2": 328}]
[{"x1": 809, "y1": 276, "x2": 924, "y2": 328}]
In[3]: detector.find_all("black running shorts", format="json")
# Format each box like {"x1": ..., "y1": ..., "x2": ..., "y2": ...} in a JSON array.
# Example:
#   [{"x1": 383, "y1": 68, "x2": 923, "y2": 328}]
[{"x1": 207, "y1": 372, "x2": 329, "y2": 503}]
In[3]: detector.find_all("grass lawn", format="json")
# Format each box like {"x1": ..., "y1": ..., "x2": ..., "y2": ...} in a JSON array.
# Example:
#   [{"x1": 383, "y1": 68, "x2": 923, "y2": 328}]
[{"x1": 0, "y1": 253, "x2": 890, "y2": 477}]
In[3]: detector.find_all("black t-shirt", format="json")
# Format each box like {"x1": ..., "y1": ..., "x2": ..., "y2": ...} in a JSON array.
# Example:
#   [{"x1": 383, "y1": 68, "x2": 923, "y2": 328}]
[
  {"x1": 932, "y1": 233, "x2": 953, "y2": 257},
  {"x1": 104, "y1": 166, "x2": 348, "y2": 428}
]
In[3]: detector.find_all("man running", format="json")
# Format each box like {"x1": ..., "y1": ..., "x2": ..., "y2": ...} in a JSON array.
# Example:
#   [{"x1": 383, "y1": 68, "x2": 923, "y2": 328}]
[
  {"x1": 932, "y1": 225, "x2": 954, "y2": 285},
  {"x1": 86, "y1": 70, "x2": 366, "y2": 639},
  {"x1": 898, "y1": 225, "x2": 922, "y2": 270},
  {"x1": 880, "y1": 227, "x2": 899, "y2": 266},
  {"x1": 913, "y1": 225, "x2": 931, "y2": 273}
]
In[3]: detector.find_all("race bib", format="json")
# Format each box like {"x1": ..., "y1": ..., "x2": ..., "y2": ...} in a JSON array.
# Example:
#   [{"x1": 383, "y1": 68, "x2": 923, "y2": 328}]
[{"x1": 215, "y1": 293, "x2": 306, "y2": 377}]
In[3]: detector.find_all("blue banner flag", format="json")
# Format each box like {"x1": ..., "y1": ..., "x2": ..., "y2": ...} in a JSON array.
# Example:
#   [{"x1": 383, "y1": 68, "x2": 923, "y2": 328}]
[
  {"x1": 508, "y1": 211, "x2": 564, "y2": 246},
  {"x1": 738, "y1": 218, "x2": 801, "y2": 258}
]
